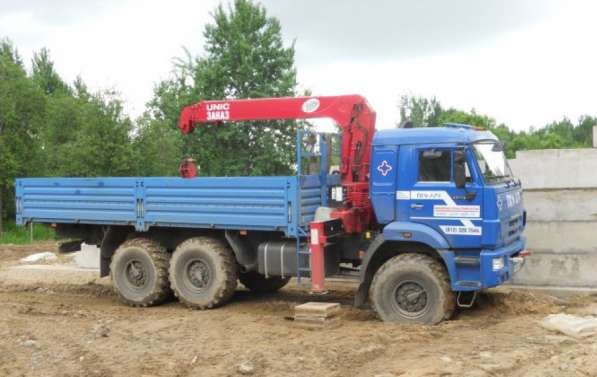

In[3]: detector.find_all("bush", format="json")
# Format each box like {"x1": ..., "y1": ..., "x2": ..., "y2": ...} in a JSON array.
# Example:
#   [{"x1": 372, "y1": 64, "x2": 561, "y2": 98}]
[{"x1": 0, "y1": 221, "x2": 56, "y2": 245}]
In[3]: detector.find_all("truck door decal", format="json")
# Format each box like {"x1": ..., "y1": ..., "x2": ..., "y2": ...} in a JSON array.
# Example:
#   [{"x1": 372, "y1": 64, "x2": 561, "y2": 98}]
[
  {"x1": 433, "y1": 205, "x2": 480, "y2": 218},
  {"x1": 376, "y1": 160, "x2": 393, "y2": 177},
  {"x1": 397, "y1": 190, "x2": 482, "y2": 236}
]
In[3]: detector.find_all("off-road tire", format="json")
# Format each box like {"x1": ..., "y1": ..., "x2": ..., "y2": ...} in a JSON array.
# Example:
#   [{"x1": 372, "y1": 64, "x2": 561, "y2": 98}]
[
  {"x1": 169, "y1": 237, "x2": 238, "y2": 309},
  {"x1": 110, "y1": 238, "x2": 171, "y2": 307},
  {"x1": 369, "y1": 253, "x2": 455, "y2": 324},
  {"x1": 239, "y1": 271, "x2": 291, "y2": 293}
]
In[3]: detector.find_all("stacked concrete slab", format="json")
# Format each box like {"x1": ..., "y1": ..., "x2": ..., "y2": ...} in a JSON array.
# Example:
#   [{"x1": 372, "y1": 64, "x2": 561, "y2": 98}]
[
  {"x1": 508, "y1": 132, "x2": 597, "y2": 293},
  {"x1": 294, "y1": 302, "x2": 340, "y2": 328}
]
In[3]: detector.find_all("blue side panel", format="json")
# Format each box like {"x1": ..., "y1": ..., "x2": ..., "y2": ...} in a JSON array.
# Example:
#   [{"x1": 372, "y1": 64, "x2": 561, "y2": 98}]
[
  {"x1": 17, "y1": 178, "x2": 138, "y2": 226},
  {"x1": 142, "y1": 177, "x2": 296, "y2": 234},
  {"x1": 17, "y1": 176, "x2": 325, "y2": 237}
]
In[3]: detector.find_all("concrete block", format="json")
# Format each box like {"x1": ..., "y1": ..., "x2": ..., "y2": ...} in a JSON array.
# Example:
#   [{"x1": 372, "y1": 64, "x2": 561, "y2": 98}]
[
  {"x1": 541, "y1": 314, "x2": 597, "y2": 339},
  {"x1": 523, "y1": 190, "x2": 597, "y2": 222},
  {"x1": 73, "y1": 243, "x2": 100, "y2": 269},
  {"x1": 511, "y1": 251, "x2": 597, "y2": 288},
  {"x1": 506, "y1": 145, "x2": 597, "y2": 293},
  {"x1": 20, "y1": 252, "x2": 58, "y2": 264},
  {"x1": 524, "y1": 222, "x2": 597, "y2": 254},
  {"x1": 295, "y1": 302, "x2": 340, "y2": 318},
  {"x1": 509, "y1": 149, "x2": 597, "y2": 189},
  {"x1": 593, "y1": 125, "x2": 597, "y2": 148},
  {"x1": 294, "y1": 302, "x2": 340, "y2": 329}
]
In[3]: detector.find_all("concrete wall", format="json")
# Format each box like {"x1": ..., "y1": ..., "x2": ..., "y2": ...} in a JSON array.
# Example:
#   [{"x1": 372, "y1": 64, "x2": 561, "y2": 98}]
[{"x1": 508, "y1": 144, "x2": 597, "y2": 292}]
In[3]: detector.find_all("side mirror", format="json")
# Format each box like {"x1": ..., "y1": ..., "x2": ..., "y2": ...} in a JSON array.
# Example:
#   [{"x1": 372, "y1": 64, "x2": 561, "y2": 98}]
[{"x1": 454, "y1": 150, "x2": 466, "y2": 189}]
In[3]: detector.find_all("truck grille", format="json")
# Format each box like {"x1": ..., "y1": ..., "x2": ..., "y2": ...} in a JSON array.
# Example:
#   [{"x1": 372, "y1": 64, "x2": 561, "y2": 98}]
[{"x1": 505, "y1": 214, "x2": 523, "y2": 243}]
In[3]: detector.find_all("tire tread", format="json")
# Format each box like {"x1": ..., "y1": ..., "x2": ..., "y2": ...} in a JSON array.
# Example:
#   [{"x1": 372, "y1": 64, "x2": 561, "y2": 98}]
[
  {"x1": 169, "y1": 237, "x2": 238, "y2": 310},
  {"x1": 369, "y1": 253, "x2": 455, "y2": 324},
  {"x1": 110, "y1": 237, "x2": 171, "y2": 307}
]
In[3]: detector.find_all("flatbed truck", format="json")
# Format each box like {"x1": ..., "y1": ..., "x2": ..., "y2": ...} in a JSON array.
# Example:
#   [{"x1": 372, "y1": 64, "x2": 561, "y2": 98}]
[{"x1": 16, "y1": 95, "x2": 527, "y2": 324}]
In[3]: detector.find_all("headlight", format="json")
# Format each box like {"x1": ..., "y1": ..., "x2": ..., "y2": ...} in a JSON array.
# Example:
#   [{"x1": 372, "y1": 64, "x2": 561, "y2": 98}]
[{"x1": 492, "y1": 257, "x2": 505, "y2": 271}]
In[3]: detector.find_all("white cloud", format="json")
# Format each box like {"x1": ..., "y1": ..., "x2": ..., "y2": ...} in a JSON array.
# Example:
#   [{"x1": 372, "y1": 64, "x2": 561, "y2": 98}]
[
  {"x1": 295, "y1": 1, "x2": 597, "y2": 131},
  {"x1": 1, "y1": 0, "x2": 220, "y2": 115},
  {"x1": 263, "y1": 0, "x2": 558, "y2": 60},
  {"x1": 0, "y1": 0, "x2": 595, "y2": 131}
]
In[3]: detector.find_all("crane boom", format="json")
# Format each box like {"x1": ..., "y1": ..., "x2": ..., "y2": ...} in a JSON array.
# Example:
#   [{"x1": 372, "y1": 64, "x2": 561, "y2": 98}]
[{"x1": 178, "y1": 95, "x2": 377, "y2": 232}]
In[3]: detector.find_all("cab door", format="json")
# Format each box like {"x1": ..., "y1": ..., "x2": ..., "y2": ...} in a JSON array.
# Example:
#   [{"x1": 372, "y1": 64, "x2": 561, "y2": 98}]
[
  {"x1": 370, "y1": 145, "x2": 398, "y2": 224},
  {"x1": 407, "y1": 146, "x2": 483, "y2": 248}
]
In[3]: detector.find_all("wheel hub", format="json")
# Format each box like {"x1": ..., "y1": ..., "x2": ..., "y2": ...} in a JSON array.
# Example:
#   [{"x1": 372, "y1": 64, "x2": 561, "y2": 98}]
[
  {"x1": 125, "y1": 260, "x2": 147, "y2": 288},
  {"x1": 187, "y1": 260, "x2": 210, "y2": 290},
  {"x1": 395, "y1": 281, "x2": 428, "y2": 317}
]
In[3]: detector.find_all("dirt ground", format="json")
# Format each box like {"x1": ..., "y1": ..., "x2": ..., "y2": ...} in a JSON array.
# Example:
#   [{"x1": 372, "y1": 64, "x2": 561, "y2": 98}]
[{"x1": 1, "y1": 243, "x2": 597, "y2": 377}]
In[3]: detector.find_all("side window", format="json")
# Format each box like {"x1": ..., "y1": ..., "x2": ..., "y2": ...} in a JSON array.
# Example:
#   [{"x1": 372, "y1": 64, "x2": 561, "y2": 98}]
[{"x1": 419, "y1": 149, "x2": 451, "y2": 182}]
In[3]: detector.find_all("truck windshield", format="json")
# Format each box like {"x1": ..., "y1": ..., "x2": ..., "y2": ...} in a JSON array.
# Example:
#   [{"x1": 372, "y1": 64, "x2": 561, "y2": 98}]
[{"x1": 472, "y1": 141, "x2": 514, "y2": 184}]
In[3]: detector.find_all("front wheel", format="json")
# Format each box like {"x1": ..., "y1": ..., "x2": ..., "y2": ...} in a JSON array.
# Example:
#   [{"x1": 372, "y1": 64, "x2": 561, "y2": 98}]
[{"x1": 369, "y1": 253, "x2": 455, "y2": 324}]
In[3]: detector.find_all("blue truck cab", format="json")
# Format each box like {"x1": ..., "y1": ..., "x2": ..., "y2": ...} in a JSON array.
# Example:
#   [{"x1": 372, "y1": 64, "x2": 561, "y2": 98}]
[
  {"x1": 15, "y1": 122, "x2": 526, "y2": 324},
  {"x1": 363, "y1": 125, "x2": 525, "y2": 305}
]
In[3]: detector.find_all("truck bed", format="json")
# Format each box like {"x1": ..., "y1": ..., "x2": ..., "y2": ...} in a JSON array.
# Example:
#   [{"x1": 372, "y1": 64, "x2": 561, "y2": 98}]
[{"x1": 16, "y1": 175, "x2": 326, "y2": 237}]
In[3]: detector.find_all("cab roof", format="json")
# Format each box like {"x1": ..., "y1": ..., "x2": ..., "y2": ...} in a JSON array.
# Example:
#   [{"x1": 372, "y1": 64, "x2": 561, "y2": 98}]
[{"x1": 373, "y1": 126, "x2": 498, "y2": 146}]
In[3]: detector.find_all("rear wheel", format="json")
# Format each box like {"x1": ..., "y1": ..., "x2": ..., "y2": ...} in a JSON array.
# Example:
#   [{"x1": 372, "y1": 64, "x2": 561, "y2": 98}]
[
  {"x1": 239, "y1": 271, "x2": 290, "y2": 293},
  {"x1": 369, "y1": 253, "x2": 455, "y2": 324},
  {"x1": 110, "y1": 238, "x2": 171, "y2": 307},
  {"x1": 169, "y1": 237, "x2": 238, "y2": 309}
]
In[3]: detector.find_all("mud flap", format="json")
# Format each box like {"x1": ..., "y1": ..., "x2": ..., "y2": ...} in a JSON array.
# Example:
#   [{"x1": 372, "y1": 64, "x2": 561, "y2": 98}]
[
  {"x1": 354, "y1": 282, "x2": 369, "y2": 308},
  {"x1": 99, "y1": 227, "x2": 130, "y2": 277}
]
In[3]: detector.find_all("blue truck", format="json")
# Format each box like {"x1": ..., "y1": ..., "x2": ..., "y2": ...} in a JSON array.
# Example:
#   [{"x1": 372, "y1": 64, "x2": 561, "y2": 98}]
[{"x1": 15, "y1": 95, "x2": 527, "y2": 324}]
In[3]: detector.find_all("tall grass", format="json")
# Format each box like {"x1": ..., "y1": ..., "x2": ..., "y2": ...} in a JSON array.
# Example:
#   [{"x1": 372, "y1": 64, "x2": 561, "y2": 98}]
[{"x1": 0, "y1": 221, "x2": 56, "y2": 245}]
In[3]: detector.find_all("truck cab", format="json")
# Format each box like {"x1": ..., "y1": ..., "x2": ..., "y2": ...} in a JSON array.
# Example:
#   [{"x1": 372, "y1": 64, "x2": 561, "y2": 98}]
[{"x1": 358, "y1": 124, "x2": 526, "y2": 322}]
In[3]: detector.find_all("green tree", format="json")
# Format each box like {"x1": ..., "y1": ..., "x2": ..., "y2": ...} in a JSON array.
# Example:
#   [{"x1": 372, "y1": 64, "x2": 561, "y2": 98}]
[
  {"x1": 31, "y1": 48, "x2": 71, "y2": 96},
  {"x1": 0, "y1": 39, "x2": 23, "y2": 67},
  {"x1": 133, "y1": 114, "x2": 182, "y2": 176},
  {"x1": 31, "y1": 50, "x2": 136, "y2": 178},
  {"x1": 399, "y1": 95, "x2": 443, "y2": 127},
  {"x1": 574, "y1": 116, "x2": 597, "y2": 147},
  {"x1": 0, "y1": 41, "x2": 140, "y2": 234},
  {"x1": 55, "y1": 89, "x2": 136, "y2": 177},
  {"x1": 145, "y1": 0, "x2": 298, "y2": 176},
  {"x1": 398, "y1": 95, "x2": 596, "y2": 158},
  {"x1": 33, "y1": 55, "x2": 83, "y2": 176},
  {"x1": 438, "y1": 108, "x2": 496, "y2": 129},
  {"x1": 0, "y1": 40, "x2": 46, "y2": 234}
]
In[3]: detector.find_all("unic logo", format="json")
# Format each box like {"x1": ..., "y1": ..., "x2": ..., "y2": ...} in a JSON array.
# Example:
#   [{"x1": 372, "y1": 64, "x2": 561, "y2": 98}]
[{"x1": 206, "y1": 103, "x2": 230, "y2": 120}]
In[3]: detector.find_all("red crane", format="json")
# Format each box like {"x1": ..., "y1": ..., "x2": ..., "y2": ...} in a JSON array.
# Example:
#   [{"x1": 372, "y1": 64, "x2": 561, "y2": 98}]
[
  {"x1": 179, "y1": 95, "x2": 377, "y2": 292},
  {"x1": 179, "y1": 95, "x2": 377, "y2": 234}
]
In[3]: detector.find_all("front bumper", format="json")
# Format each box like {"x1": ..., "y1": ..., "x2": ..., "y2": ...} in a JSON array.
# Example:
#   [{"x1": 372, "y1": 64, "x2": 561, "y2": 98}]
[{"x1": 479, "y1": 237, "x2": 526, "y2": 288}]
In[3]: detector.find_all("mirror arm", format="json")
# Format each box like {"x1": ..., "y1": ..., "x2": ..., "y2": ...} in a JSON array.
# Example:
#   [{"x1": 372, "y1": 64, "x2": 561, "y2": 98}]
[
  {"x1": 452, "y1": 187, "x2": 477, "y2": 201},
  {"x1": 465, "y1": 190, "x2": 477, "y2": 201}
]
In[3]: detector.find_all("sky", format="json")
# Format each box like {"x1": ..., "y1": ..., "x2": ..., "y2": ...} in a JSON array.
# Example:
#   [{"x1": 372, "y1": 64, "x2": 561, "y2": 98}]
[{"x1": 1, "y1": 0, "x2": 595, "y2": 131}]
